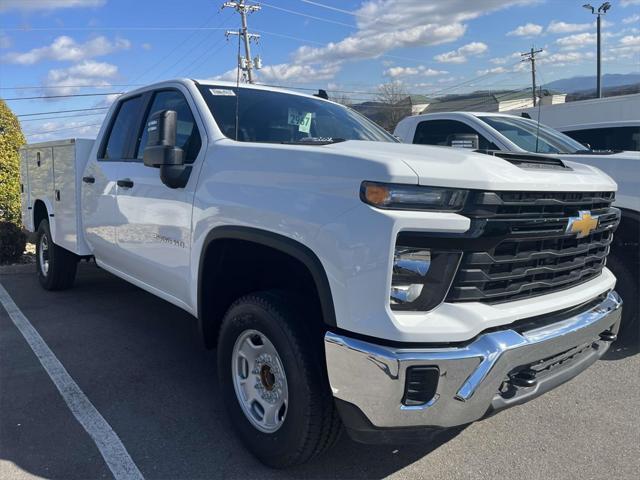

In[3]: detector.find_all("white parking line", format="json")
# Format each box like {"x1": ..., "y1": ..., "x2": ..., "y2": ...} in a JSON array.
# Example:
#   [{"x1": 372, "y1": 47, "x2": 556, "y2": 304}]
[{"x1": 0, "y1": 282, "x2": 144, "y2": 480}]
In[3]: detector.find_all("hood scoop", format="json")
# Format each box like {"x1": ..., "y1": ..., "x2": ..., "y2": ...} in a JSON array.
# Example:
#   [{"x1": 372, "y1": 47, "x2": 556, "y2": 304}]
[{"x1": 477, "y1": 150, "x2": 571, "y2": 171}]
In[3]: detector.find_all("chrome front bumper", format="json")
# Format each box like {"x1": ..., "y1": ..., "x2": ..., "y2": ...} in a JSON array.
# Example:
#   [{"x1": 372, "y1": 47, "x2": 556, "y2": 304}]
[{"x1": 325, "y1": 291, "x2": 622, "y2": 430}]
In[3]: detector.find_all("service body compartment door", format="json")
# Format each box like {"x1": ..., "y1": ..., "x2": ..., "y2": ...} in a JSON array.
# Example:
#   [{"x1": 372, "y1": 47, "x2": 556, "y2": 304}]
[
  {"x1": 19, "y1": 150, "x2": 32, "y2": 230},
  {"x1": 52, "y1": 144, "x2": 78, "y2": 252},
  {"x1": 28, "y1": 147, "x2": 54, "y2": 226}
]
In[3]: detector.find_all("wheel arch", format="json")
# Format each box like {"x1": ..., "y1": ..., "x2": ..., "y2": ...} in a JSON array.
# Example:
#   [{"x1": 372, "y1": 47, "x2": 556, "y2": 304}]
[
  {"x1": 197, "y1": 226, "x2": 337, "y2": 347},
  {"x1": 32, "y1": 198, "x2": 56, "y2": 241},
  {"x1": 612, "y1": 207, "x2": 640, "y2": 267}
]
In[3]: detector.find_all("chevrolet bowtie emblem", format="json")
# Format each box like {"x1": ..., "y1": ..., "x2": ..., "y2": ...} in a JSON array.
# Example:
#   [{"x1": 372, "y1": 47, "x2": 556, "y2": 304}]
[{"x1": 566, "y1": 210, "x2": 599, "y2": 239}]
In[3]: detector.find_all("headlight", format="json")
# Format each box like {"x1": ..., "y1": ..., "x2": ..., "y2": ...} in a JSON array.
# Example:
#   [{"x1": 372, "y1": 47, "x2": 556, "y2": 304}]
[
  {"x1": 391, "y1": 245, "x2": 461, "y2": 311},
  {"x1": 361, "y1": 181, "x2": 468, "y2": 211}
]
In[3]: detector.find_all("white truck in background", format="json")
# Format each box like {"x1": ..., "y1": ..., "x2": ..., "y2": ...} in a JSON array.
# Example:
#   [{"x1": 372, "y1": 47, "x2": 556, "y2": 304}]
[
  {"x1": 20, "y1": 79, "x2": 624, "y2": 468},
  {"x1": 516, "y1": 93, "x2": 640, "y2": 151},
  {"x1": 395, "y1": 111, "x2": 639, "y2": 340}
]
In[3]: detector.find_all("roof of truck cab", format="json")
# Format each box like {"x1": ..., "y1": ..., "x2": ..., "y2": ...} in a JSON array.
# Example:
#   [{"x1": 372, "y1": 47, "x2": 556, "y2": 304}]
[{"x1": 122, "y1": 78, "x2": 335, "y2": 104}]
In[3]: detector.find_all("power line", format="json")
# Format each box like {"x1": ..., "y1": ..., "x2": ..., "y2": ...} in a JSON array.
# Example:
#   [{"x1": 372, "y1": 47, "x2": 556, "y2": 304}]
[
  {"x1": 298, "y1": 0, "x2": 356, "y2": 16},
  {"x1": 2, "y1": 26, "x2": 232, "y2": 31},
  {"x1": 17, "y1": 107, "x2": 109, "y2": 118},
  {"x1": 252, "y1": 1, "x2": 355, "y2": 28},
  {"x1": 25, "y1": 123, "x2": 103, "y2": 136},
  {"x1": 3, "y1": 92, "x2": 122, "y2": 101},
  {"x1": 0, "y1": 84, "x2": 142, "y2": 90},
  {"x1": 19, "y1": 112, "x2": 107, "y2": 123}
]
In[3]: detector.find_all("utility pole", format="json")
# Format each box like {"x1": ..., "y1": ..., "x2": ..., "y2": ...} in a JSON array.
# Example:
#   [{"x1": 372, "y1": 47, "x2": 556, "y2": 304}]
[
  {"x1": 521, "y1": 47, "x2": 543, "y2": 107},
  {"x1": 223, "y1": 0, "x2": 261, "y2": 83},
  {"x1": 582, "y1": 3, "x2": 612, "y2": 98}
]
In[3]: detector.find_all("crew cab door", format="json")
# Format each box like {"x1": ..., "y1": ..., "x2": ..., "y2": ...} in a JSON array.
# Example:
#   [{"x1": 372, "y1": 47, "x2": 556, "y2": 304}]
[
  {"x1": 82, "y1": 95, "x2": 144, "y2": 267},
  {"x1": 114, "y1": 87, "x2": 204, "y2": 306}
]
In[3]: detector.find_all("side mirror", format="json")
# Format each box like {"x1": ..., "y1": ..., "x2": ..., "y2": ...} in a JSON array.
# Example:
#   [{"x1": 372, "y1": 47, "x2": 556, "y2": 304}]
[
  {"x1": 143, "y1": 110, "x2": 184, "y2": 167},
  {"x1": 143, "y1": 110, "x2": 190, "y2": 188},
  {"x1": 447, "y1": 133, "x2": 479, "y2": 149}
]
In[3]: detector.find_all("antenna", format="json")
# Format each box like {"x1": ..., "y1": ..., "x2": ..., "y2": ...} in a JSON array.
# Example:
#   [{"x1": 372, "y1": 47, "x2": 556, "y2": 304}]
[
  {"x1": 521, "y1": 47, "x2": 543, "y2": 107},
  {"x1": 223, "y1": 0, "x2": 262, "y2": 84}
]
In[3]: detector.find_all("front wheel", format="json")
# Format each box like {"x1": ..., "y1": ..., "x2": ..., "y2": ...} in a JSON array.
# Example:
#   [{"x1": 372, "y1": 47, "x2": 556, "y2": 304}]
[
  {"x1": 217, "y1": 291, "x2": 341, "y2": 468},
  {"x1": 36, "y1": 220, "x2": 78, "y2": 290},
  {"x1": 607, "y1": 254, "x2": 639, "y2": 344}
]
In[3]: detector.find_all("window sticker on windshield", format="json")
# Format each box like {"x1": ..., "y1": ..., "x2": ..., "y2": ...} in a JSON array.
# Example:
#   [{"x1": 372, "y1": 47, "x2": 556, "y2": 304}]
[
  {"x1": 288, "y1": 108, "x2": 312, "y2": 133},
  {"x1": 298, "y1": 113, "x2": 312, "y2": 133},
  {"x1": 209, "y1": 88, "x2": 236, "y2": 96}
]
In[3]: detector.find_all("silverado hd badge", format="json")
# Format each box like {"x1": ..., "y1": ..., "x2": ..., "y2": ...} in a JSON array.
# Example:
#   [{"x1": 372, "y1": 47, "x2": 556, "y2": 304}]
[{"x1": 566, "y1": 210, "x2": 599, "y2": 238}]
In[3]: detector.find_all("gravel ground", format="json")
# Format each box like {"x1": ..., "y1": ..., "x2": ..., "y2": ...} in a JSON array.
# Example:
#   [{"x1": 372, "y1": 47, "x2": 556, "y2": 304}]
[{"x1": 1, "y1": 263, "x2": 638, "y2": 480}]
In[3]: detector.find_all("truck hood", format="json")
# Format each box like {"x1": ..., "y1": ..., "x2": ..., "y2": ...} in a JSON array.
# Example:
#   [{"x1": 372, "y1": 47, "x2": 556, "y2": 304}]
[{"x1": 325, "y1": 141, "x2": 617, "y2": 192}]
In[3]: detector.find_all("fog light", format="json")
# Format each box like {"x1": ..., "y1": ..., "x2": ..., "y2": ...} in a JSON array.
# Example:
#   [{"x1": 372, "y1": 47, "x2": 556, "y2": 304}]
[{"x1": 390, "y1": 244, "x2": 461, "y2": 311}]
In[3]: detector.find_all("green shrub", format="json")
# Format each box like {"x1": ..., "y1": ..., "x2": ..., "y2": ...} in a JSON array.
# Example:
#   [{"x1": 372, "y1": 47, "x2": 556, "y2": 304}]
[
  {"x1": 0, "y1": 99, "x2": 26, "y2": 226},
  {"x1": 0, "y1": 221, "x2": 26, "y2": 264}
]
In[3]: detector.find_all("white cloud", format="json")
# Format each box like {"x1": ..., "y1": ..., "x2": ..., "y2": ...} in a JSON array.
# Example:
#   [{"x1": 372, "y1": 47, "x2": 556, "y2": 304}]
[
  {"x1": 623, "y1": 14, "x2": 640, "y2": 24},
  {"x1": 0, "y1": 33, "x2": 11, "y2": 49},
  {"x1": 547, "y1": 21, "x2": 591, "y2": 34},
  {"x1": 258, "y1": 62, "x2": 341, "y2": 82},
  {"x1": 489, "y1": 52, "x2": 521, "y2": 65},
  {"x1": 434, "y1": 42, "x2": 488, "y2": 63},
  {"x1": 539, "y1": 51, "x2": 594, "y2": 67},
  {"x1": 620, "y1": 35, "x2": 640, "y2": 46},
  {"x1": 3, "y1": 36, "x2": 130, "y2": 65},
  {"x1": 287, "y1": 0, "x2": 530, "y2": 75},
  {"x1": 43, "y1": 60, "x2": 119, "y2": 96},
  {"x1": 556, "y1": 32, "x2": 597, "y2": 49},
  {"x1": 507, "y1": 23, "x2": 543, "y2": 37},
  {"x1": 212, "y1": 62, "x2": 341, "y2": 84},
  {"x1": 621, "y1": 0, "x2": 640, "y2": 6},
  {"x1": 0, "y1": 0, "x2": 105, "y2": 12},
  {"x1": 25, "y1": 119, "x2": 104, "y2": 142},
  {"x1": 476, "y1": 66, "x2": 509, "y2": 75},
  {"x1": 383, "y1": 65, "x2": 448, "y2": 78}
]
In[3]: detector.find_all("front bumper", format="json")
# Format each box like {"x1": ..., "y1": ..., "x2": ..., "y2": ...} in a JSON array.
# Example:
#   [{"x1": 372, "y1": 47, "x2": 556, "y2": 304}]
[{"x1": 325, "y1": 291, "x2": 622, "y2": 433}]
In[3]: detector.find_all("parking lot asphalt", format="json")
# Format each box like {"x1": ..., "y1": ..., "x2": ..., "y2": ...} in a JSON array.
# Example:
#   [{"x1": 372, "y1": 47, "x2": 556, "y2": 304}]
[{"x1": 0, "y1": 263, "x2": 638, "y2": 480}]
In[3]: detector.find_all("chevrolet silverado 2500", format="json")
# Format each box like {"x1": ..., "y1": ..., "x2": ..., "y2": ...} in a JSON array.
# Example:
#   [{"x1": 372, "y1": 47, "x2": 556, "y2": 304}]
[
  {"x1": 395, "y1": 111, "x2": 638, "y2": 341},
  {"x1": 20, "y1": 80, "x2": 623, "y2": 468}
]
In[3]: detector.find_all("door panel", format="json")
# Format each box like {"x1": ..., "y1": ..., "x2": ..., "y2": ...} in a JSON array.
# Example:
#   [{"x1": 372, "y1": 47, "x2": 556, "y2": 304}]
[
  {"x1": 115, "y1": 88, "x2": 203, "y2": 304},
  {"x1": 82, "y1": 95, "x2": 144, "y2": 268},
  {"x1": 81, "y1": 159, "x2": 122, "y2": 267}
]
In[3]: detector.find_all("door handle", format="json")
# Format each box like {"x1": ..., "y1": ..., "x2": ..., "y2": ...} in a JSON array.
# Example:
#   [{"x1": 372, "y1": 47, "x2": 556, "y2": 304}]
[
  {"x1": 117, "y1": 179, "x2": 134, "y2": 188},
  {"x1": 82, "y1": 176, "x2": 95, "y2": 184}
]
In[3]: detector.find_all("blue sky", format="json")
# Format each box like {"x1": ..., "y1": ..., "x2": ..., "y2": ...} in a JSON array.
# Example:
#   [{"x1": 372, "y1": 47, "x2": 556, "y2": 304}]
[{"x1": 1, "y1": 0, "x2": 638, "y2": 141}]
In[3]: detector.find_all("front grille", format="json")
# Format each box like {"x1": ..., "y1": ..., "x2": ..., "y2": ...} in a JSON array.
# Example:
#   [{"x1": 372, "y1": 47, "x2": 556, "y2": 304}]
[{"x1": 446, "y1": 191, "x2": 620, "y2": 304}]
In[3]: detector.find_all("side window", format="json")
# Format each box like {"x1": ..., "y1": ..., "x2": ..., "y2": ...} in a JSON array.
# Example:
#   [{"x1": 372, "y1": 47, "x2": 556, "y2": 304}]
[
  {"x1": 101, "y1": 96, "x2": 144, "y2": 160},
  {"x1": 412, "y1": 120, "x2": 498, "y2": 150},
  {"x1": 565, "y1": 127, "x2": 640, "y2": 151},
  {"x1": 136, "y1": 90, "x2": 202, "y2": 163}
]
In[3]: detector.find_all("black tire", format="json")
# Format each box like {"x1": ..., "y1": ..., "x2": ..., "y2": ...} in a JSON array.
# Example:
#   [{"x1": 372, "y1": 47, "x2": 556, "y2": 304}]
[
  {"x1": 35, "y1": 220, "x2": 78, "y2": 291},
  {"x1": 217, "y1": 291, "x2": 341, "y2": 468},
  {"x1": 607, "y1": 254, "x2": 639, "y2": 344}
]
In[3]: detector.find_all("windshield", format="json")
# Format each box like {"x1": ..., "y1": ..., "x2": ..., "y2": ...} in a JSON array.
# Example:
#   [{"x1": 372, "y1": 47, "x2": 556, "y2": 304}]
[
  {"x1": 479, "y1": 115, "x2": 588, "y2": 154},
  {"x1": 198, "y1": 85, "x2": 397, "y2": 144}
]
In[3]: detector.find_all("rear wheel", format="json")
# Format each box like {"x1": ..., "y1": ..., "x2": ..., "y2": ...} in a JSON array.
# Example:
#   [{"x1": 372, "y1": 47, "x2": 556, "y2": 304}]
[
  {"x1": 217, "y1": 291, "x2": 341, "y2": 468},
  {"x1": 36, "y1": 220, "x2": 78, "y2": 290}
]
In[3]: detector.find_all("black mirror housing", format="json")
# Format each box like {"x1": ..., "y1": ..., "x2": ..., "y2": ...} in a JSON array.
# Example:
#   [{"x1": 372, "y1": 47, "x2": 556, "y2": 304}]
[
  {"x1": 447, "y1": 133, "x2": 479, "y2": 149},
  {"x1": 143, "y1": 110, "x2": 185, "y2": 168}
]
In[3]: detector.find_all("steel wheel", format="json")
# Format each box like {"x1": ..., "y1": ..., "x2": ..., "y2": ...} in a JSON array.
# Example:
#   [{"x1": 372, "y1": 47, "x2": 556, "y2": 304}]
[
  {"x1": 231, "y1": 329, "x2": 289, "y2": 433},
  {"x1": 39, "y1": 232, "x2": 50, "y2": 277}
]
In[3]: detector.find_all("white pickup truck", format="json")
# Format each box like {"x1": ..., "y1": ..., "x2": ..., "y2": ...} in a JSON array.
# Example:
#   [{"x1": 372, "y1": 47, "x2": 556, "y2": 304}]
[
  {"x1": 20, "y1": 80, "x2": 623, "y2": 468},
  {"x1": 395, "y1": 112, "x2": 639, "y2": 340}
]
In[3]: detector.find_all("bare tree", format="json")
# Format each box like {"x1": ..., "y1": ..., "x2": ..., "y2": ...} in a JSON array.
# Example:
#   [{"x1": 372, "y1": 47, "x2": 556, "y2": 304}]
[
  {"x1": 375, "y1": 82, "x2": 410, "y2": 131},
  {"x1": 330, "y1": 94, "x2": 353, "y2": 107}
]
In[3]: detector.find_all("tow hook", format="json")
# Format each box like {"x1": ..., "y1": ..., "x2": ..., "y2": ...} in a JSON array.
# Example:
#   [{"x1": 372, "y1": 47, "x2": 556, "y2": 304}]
[
  {"x1": 509, "y1": 369, "x2": 537, "y2": 388},
  {"x1": 599, "y1": 331, "x2": 617, "y2": 342}
]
